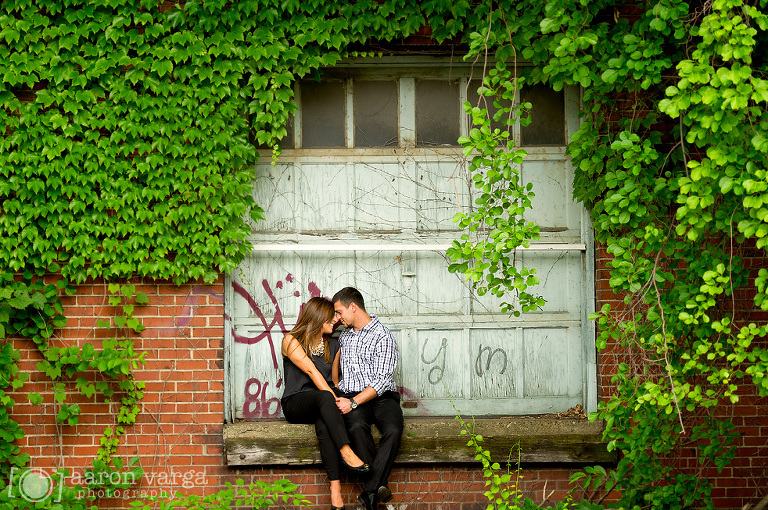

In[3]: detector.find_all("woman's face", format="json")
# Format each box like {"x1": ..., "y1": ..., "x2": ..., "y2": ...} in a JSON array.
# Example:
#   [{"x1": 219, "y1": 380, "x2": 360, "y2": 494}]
[{"x1": 321, "y1": 315, "x2": 337, "y2": 335}]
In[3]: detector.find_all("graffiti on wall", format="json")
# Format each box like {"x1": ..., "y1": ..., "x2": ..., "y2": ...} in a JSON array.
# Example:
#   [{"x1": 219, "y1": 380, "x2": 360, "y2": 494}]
[
  {"x1": 419, "y1": 336, "x2": 509, "y2": 389},
  {"x1": 230, "y1": 274, "x2": 326, "y2": 419},
  {"x1": 421, "y1": 337, "x2": 447, "y2": 385},
  {"x1": 475, "y1": 344, "x2": 508, "y2": 377},
  {"x1": 242, "y1": 377, "x2": 282, "y2": 420}
]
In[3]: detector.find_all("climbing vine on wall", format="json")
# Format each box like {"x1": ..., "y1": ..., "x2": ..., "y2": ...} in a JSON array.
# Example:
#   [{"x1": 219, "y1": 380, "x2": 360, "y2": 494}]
[
  {"x1": 2, "y1": 0, "x2": 768, "y2": 508},
  {"x1": 0, "y1": 0, "x2": 493, "y2": 508},
  {"x1": 0, "y1": 276, "x2": 148, "y2": 509},
  {"x1": 448, "y1": 54, "x2": 545, "y2": 317}
]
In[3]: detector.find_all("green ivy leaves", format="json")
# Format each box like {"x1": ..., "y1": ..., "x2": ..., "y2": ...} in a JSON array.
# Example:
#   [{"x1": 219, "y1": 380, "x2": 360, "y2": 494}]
[
  {"x1": 0, "y1": 2, "x2": 263, "y2": 284},
  {"x1": 130, "y1": 477, "x2": 311, "y2": 510},
  {"x1": 0, "y1": 341, "x2": 29, "y2": 479},
  {"x1": 0, "y1": 272, "x2": 71, "y2": 481},
  {"x1": 0, "y1": 0, "x2": 478, "y2": 285}
]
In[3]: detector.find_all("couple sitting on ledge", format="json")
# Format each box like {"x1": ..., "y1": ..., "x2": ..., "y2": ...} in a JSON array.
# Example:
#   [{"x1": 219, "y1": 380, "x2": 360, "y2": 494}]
[{"x1": 280, "y1": 286, "x2": 403, "y2": 510}]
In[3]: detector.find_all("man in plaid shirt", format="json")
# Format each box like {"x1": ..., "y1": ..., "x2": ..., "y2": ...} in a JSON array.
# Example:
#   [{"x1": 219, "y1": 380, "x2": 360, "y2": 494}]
[{"x1": 333, "y1": 286, "x2": 403, "y2": 510}]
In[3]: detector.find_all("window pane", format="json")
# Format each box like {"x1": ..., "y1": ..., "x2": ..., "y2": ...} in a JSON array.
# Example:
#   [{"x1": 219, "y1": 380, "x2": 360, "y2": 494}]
[
  {"x1": 416, "y1": 80, "x2": 460, "y2": 146},
  {"x1": 521, "y1": 84, "x2": 565, "y2": 146},
  {"x1": 467, "y1": 79, "x2": 515, "y2": 135},
  {"x1": 301, "y1": 80, "x2": 345, "y2": 147},
  {"x1": 354, "y1": 80, "x2": 398, "y2": 147}
]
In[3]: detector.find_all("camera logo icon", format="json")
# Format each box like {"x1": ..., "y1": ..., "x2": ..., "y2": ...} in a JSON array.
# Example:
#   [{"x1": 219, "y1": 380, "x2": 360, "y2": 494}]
[{"x1": 13, "y1": 468, "x2": 54, "y2": 502}]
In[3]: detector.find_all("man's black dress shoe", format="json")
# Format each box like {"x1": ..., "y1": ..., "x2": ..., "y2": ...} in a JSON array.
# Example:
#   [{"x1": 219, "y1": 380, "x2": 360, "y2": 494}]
[
  {"x1": 357, "y1": 486, "x2": 392, "y2": 506},
  {"x1": 358, "y1": 489, "x2": 378, "y2": 510},
  {"x1": 377, "y1": 486, "x2": 392, "y2": 503}
]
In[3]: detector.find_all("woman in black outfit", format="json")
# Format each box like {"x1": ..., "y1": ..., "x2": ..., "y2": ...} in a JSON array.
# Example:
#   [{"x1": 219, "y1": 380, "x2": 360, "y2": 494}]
[{"x1": 280, "y1": 296, "x2": 369, "y2": 510}]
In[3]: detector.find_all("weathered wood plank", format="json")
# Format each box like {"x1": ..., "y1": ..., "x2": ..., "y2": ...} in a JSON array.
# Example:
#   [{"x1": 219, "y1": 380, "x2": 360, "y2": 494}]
[{"x1": 224, "y1": 417, "x2": 616, "y2": 466}]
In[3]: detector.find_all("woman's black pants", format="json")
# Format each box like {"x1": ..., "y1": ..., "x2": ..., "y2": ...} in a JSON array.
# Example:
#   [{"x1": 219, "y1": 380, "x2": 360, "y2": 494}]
[{"x1": 281, "y1": 389, "x2": 350, "y2": 480}]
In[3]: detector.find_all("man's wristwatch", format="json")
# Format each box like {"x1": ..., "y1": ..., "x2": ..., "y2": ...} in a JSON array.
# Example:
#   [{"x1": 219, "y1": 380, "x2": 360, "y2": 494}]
[{"x1": 349, "y1": 397, "x2": 358, "y2": 410}]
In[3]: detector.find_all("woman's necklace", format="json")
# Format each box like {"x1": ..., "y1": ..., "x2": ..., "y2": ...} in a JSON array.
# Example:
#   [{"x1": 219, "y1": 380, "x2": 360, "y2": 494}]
[{"x1": 310, "y1": 339, "x2": 325, "y2": 357}]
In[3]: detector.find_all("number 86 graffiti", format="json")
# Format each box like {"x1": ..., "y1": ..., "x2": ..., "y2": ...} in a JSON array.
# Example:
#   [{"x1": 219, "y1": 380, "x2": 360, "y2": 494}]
[{"x1": 243, "y1": 377, "x2": 283, "y2": 419}]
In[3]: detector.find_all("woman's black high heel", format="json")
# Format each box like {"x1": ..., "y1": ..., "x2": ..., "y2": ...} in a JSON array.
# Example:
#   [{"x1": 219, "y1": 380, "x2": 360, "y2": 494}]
[
  {"x1": 342, "y1": 458, "x2": 370, "y2": 473},
  {"x1": 331, "y1": 506, "x2": 345, "y2": 510}
]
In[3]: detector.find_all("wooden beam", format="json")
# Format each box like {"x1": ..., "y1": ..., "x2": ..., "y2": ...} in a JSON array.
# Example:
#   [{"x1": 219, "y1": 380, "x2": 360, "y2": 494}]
[{"x1": 224, "y1": 417, "x2": 616, "y2": 467}]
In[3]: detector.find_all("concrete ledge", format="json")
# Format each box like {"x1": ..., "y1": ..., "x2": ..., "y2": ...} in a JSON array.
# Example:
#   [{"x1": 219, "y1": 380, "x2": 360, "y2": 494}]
[{"x1": 224, "y1": 417, "x2": 617, "y2": 466}]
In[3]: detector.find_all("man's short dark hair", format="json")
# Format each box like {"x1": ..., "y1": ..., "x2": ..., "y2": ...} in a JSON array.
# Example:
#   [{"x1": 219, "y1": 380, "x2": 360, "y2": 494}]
[{"x1": 332, "y1": 286, "x2": 366, "y2": 312}]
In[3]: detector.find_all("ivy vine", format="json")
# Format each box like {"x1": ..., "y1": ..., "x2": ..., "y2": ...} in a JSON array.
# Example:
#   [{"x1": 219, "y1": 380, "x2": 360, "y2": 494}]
[
  {"x1": 448, "y1": 59, "x2": 545, "y2": 317},
  {"x1": 437, "y1": 0, "x2": 768, "y2": 507},
  {"x1": 536, "y1": 0, "x2": 768, "y2": 507},
  {"x1": 0, "y1": 277, "x2": 147, "y2": 509}
]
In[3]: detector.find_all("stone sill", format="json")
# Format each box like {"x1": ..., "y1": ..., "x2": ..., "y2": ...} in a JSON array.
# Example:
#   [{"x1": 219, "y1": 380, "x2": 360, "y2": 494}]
[{"x1": 224, "y1": 417, "x2": 617, "y2": 467}]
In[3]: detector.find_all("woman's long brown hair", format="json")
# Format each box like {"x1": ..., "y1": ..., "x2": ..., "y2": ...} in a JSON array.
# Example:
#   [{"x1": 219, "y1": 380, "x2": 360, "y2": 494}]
[{"x1": 288, "y1": 296, "x2": 334, "y2": 363}]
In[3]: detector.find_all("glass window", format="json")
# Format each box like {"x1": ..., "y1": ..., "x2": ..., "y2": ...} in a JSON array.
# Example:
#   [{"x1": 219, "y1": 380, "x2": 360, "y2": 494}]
[
  {"x1": 416, "y1": 79, "x2": 460, "y2": 146},
  {"x1": 354, "y1": 80, "x2": 398, "y2": 147},
  {"x1": 301, "y1": 79, "x2": 345, "y2": 147},
  {"x1": 521, "y1": 84, "x2": 565, "y2": 146}
]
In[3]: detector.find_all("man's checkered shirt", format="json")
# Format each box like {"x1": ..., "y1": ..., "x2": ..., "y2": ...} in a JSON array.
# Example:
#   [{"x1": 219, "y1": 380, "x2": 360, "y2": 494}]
[{"x1": 338, "y1": 314, "x2": 398, "y2": 395}]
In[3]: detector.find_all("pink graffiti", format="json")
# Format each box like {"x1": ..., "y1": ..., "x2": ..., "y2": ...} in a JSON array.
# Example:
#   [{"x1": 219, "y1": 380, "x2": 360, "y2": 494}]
[
  {"x1": 178, "y1": 286, "x2": 224, "y2": 327},
  {"x1": 231, "y1": 275, "x2": 322, "y2": 370},
  {"x1": 243, "y1": 377, "x2": 283, "y2": 419},
  {"x1": 308, "y1": 281, "x2": 321, "y2": 298},
  {"x1": 231, "y1": 280, "x2": 284, "y2": 369},
  {"x1": 397, "y1": 386, "x2": 428, "y2": 412}
]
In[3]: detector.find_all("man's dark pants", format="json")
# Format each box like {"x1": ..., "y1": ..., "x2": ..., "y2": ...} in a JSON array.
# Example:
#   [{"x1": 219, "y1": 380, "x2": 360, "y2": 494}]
[{"x1": 341, "y1": 390, "x2": 403, "y2": 492}]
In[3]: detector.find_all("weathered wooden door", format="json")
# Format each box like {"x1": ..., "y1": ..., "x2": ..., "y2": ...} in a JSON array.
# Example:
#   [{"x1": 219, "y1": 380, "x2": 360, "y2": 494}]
[{"x1": 224, "y1": 59, "x2": 595, "y2": 421}]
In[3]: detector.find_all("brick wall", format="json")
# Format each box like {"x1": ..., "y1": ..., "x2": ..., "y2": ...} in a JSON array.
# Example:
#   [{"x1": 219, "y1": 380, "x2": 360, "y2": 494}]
[{"x1": 5, "y1": 258, "x2": 767, "y2": 509}]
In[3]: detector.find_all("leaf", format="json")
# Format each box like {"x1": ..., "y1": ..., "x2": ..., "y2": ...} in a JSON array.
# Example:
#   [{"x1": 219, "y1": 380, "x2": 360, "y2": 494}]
[
  {"x1": 152, "y1": 59, "x2": 173, "y2": 77},
  {"x1": 540, "y1": 18, "x2": 559, "y2": 33},
  {"x1": 649, "y1": 18, "x2": 667, "y2": 31},
  {"x1": 602, "y1": 68, "x2": 620, "y2": 83},
  {"x1": 7, "y1": 293, "x2": 33, "y2": 309}
]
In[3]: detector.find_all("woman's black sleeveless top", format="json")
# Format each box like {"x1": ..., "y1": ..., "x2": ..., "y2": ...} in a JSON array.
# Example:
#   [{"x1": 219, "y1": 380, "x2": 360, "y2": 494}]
[{"x1": 281, "y1": 337, "x2": 339, "y2": 401}]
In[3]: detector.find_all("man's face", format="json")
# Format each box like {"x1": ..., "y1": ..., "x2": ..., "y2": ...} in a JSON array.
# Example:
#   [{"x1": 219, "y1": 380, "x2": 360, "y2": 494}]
[{"x1": 333, "y1": 301, "x2": 354, "y2": 328}]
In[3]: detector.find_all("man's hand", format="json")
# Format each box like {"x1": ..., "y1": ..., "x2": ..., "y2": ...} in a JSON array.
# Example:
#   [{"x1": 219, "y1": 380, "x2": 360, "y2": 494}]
[{"x1": 336, "y1": 397, "x2": 352, "y2": 414}]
